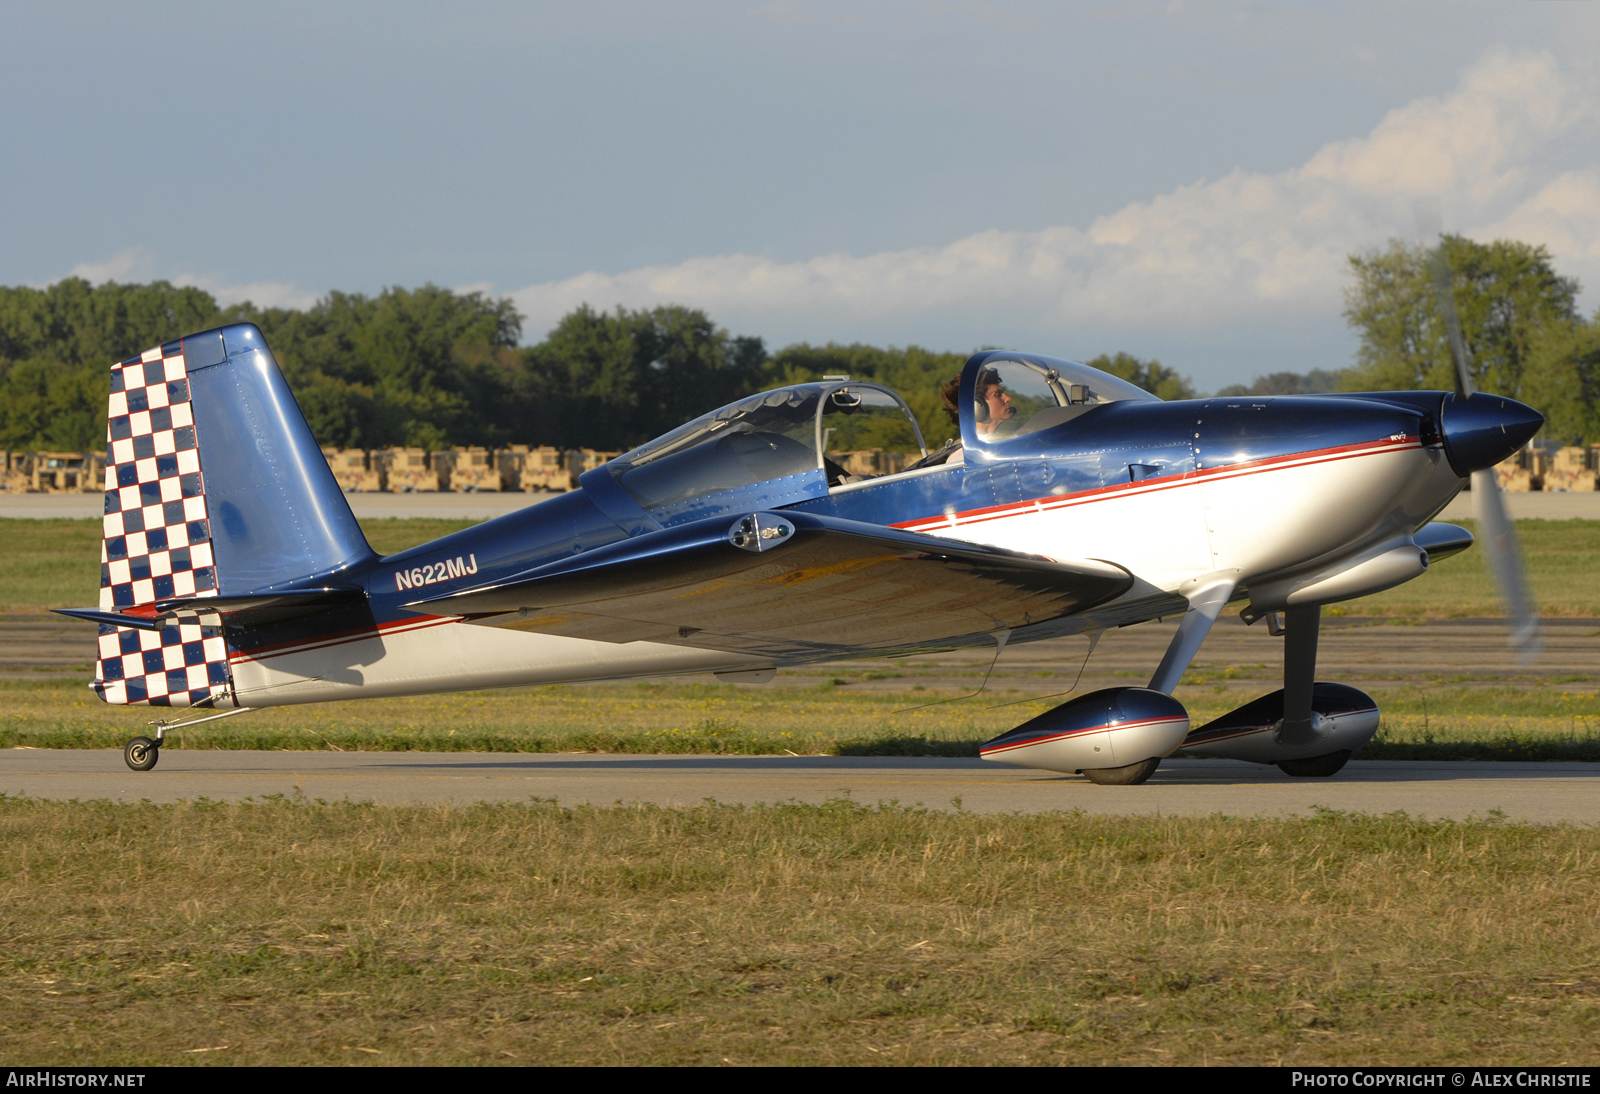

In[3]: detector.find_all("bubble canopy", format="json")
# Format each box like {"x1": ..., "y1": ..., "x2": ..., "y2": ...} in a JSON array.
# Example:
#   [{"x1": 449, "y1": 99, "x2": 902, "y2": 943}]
[
  {"x1": 606, "y1": 382, "x2": 927, "y2": 521},
  {"x1": 962, "y1": 352, "x2": 1157, "y2": 449}
]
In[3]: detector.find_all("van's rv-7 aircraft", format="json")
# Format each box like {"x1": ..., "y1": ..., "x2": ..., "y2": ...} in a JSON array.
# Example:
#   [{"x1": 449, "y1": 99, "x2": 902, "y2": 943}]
[{"x1": 56, "y1": 322, "x2": 1543, "y2": 783}]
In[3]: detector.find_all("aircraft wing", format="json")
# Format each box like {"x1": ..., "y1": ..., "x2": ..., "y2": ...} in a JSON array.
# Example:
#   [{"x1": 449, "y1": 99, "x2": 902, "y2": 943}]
[{"x1": 407, "y1": 510, "x2": 1133, "y2": 659}]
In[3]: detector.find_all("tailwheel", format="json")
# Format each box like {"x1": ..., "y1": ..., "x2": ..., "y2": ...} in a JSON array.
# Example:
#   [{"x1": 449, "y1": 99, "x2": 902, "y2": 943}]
[
  {"x1": 124, "y1": 736, "x2": 160, "y2": 772},
  {"x1": 1277, "y1": 750, "x2": 1351, "y2": 778},
  {"x1": 1081, "y1": 758, "x2": 1161, "y2": 785}
]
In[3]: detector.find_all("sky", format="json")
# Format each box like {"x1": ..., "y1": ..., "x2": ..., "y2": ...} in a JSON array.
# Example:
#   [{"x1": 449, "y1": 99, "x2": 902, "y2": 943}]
[{"x1": 4, "y1": 2, "x2": 1600, "y2": 391}]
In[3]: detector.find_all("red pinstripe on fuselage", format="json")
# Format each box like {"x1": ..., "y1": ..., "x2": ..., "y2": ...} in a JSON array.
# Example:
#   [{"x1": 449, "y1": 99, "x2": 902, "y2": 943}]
[
  {"x1": 892, "y1": 435, "x2": 1426, "y2": 535},
  {"x1": 224, "y1": 434, "x2": 1432, "y2": 672}
]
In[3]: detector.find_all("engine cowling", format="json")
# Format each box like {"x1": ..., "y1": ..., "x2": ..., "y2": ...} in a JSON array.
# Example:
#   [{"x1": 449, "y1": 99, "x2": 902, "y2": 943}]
[
  {"x1": 980, "y1": 687, "x2": 1190, "y2": 773},
  {"x1": 1181, "y1": 683, "x2": 1379, "y2": 764}
]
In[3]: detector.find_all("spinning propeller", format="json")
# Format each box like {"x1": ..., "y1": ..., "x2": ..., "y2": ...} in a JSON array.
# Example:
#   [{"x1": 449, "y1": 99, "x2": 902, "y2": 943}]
[{"x1": 1421, "y1": 218, "x2": 1542, "y2": 662}]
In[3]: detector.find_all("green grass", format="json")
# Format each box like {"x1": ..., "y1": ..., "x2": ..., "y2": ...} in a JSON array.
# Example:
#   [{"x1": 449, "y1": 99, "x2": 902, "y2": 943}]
[
  {"x1": 358, "y1": 517, "x2": 482, "y2": 557},
  {"x1": 4, "y1": 515, "x2": 1595, "y2": 762},
  {"x1": 1344, "y1": 684, "x2": 1600, "y2": 760},
  {"x1": 0, "y1": 519, "x2": 105, "y2": 618},
  {"x1": 0, "y1": 517, "x2": 479, "y2": 617},
  {"x1": 1338, "y1": 518, "x2": 1600, "y2": 618},
  {"x1": 6, "y1": 676, "x2": 1599, "y2": 762},
  {"x1": 0, "y1": 678, "x2": 1042, "y2": 756},
  {"x1": 3, "y1": 516, "x2": 1598, "y2": 618},
  {"x1": 1, "y1": 798, "x2": 1596, "y2": 1066}
]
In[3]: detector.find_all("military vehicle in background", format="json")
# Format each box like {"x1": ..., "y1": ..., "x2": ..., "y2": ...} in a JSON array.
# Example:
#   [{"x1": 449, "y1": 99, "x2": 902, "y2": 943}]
[
  {"x1": 321, "y1": 448, "x2": 383, "y2": 493},
  {"x1": 437, "y1": 447, "x2": 500, "y2": 492},
  {"x1": 566, "y1": 448, "x2": 620, "y2": 484},
  {"x1": 1489, "y1": 443, "x2": 1600, "y2": 492},
  {"x1": 1, "y1": 452, "x2": 33, "y2": 492},
  {"x1": 1494, "y1": 447, "x2": 1541, "y2": 492},
  {"x1": 1542, "y1": 446, "x2": 1600, "y2": 492},
  {"x1": 827, "y1": 448, "x2": 916, "y2": 480},
  {"x1": 373, "y1": 447, "x2": 437, "y2": 492},
  {"x1": 324, "y1": 445, "x2": 619, "y2": 493},
  {"x1": 498, "y1": 445, "x2": 568, "y2": 492},
  {"x1": 29, "y1": 452, "x2": 104, "y2": 493},
  {"x1": 0, "y1": 451, "x2": 106, "y2": 493}
]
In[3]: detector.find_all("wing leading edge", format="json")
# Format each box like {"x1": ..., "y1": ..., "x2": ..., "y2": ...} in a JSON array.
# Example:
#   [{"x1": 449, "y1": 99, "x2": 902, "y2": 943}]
[{"x1": 407, "y1": 511, "x2": 1133, "y2": 660}]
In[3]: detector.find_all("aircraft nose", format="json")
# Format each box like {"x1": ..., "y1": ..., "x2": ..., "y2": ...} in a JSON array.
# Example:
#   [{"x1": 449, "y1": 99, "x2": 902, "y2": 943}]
[{"x1": 1439, "y1": 392, "x2": 1545, "y2": 477}]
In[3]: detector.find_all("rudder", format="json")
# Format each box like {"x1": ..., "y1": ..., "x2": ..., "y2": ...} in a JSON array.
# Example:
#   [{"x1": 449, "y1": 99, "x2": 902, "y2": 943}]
[{"x1": 92, "y1": 324, "x2": 373, "y2": 706}]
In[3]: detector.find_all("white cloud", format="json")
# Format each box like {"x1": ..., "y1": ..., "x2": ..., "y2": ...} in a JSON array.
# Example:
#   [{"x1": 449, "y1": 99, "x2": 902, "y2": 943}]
[
  {"x1": 1483, "y1": 171, "x2": 1600, "y2": 262},
  {"x1": 757, "y1": 2, "x2": 807, "y2": 25},
  {"x1": 69, "y1": 249, "x2": 151, "y2": 283},
  {"x1": 65, "y1": 251, "x2": 320, "y2": 311},
  {"x1": 1298, "y1": 47, "x2": 1583, "y2": 200},
  {"x1": 508, "y1": 47, "x2": 1600, "y2": 341},
  {"x1": 169, "y1": 274, "x2": 320, "y2": 311}
]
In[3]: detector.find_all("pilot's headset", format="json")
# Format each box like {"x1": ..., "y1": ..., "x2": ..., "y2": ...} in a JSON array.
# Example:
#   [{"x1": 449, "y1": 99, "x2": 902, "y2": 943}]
[{"x1": 972, "y1": 367, "x2": 1002, "y2": 424}]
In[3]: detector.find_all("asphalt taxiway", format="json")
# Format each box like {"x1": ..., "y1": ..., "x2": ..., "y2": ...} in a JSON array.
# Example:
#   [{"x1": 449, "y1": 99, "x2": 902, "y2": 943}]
[{"x1": 3, "y1": 750, "x2": 1595, "y2": 822}]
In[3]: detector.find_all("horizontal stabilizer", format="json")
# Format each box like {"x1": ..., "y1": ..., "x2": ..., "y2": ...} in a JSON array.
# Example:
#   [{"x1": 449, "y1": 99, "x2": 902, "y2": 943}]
[
  {"x1": 408, "y1": 510, "x2": 1132, "y2": 658},
  {"x1": 56, "y1": 588, "x2": 364, "y2": 631}
]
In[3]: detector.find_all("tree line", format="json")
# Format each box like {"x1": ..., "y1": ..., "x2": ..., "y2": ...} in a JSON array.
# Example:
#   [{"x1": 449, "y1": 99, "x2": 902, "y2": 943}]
[
  {"x1": 0, "y1": 281, "x2": 1193, "y2": 453},
  {"x1": 1337, "y1": 235, "x2": 1598, "y2": 445},
  {"x1": 1, "y1": 233, "x2": 1594, "y2": 454},
  {"x1": 1220, "y1": 235, "x2": 1599, "y2": 447}
]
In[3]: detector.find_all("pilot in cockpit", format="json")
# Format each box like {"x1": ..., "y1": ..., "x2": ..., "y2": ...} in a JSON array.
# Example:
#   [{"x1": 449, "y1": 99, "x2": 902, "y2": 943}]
[
  {"x1": 973, "y1": 370, "x2": 1015, "y2": 437},
  {"x1": 929, "y1": 367, "x2": 1013, "y2": 465}
]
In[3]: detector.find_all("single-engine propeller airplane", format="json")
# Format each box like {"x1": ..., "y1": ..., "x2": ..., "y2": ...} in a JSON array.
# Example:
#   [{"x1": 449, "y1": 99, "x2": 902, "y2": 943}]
[{"x1": 56, "y1": 264, "x2": 1543, "y2": 783}]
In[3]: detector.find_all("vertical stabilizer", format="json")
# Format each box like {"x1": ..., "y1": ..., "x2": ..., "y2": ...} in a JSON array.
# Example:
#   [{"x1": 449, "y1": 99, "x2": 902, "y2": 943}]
[
  {"x1": 185, "y1": 325, "x2": 372, "y2": 593},
  {"x1": 93, "y1": 324, "x2": 373, "y2": 707}
]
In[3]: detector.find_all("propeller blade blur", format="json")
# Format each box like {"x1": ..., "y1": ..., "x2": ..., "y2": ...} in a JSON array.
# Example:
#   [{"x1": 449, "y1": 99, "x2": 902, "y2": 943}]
[
  {"x1": 1418, "y1": 204, "x2": 1541, "y2": 661},
  {"x1": 1415, "y1": 198, "x2": 1475, "y2": 398},
  {"x1": 1428, "y1": 243, "x2": 1475, "y2": 399},
  {"x1": 1470, "y1": 472, "x2": 1541, "y2": 662}
]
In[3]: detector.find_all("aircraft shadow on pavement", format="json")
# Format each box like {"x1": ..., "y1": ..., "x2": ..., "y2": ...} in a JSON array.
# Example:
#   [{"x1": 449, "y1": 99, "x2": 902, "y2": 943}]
[
  {"x1": 364, "y1": 756, "x2": 1599, "y2": 783},
  {"x1": 372, "y1": 755, "x2": 986, "y2": 772}
]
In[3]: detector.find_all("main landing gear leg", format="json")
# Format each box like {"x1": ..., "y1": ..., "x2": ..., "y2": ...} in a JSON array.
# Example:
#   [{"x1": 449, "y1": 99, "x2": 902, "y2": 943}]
[
  {"x1": 1275, "y1": 604, "x2": 1350, "y2": 777},
  {"x1": 1279, "y1": 604, "x2": 1320, "y2": 742},
  {"x1": 1148, "y1": 578, "x2": 1237, "y2": 695},
  {"x1": 1080, "y1": 577, "x2": 1234, "y2": 787}
]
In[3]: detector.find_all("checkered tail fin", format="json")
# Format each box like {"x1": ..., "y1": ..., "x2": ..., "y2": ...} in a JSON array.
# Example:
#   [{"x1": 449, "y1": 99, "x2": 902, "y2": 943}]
[{"x1": 91, "y1": 323, "x2": 373, "y2": 707}]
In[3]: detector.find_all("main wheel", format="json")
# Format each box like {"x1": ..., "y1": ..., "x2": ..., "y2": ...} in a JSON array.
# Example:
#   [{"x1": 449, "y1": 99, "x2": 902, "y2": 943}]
[
  {"x1": 1277, "y1": 750, "x2": 1350, "y2": 778},
  {"x1": 124, "y1": 736, "x2": 160, "y2": 772},
  {"x1": 1081, "y1": 758, "x2": 1161, "y2": 785}
]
